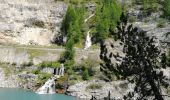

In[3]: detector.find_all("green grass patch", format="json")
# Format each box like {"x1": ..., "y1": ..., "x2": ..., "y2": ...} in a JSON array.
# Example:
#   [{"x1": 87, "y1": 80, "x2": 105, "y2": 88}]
[
  {"x1": 27, "y1": 49, "x2": 46, "y2": 59},
  {"x1": 56, "y1": 74, "x2": 68, "y2": 84},
  {"x1": 36, "y1": 73, "x2": 52, "y2": 86},
  {"x1": 38, "y1": 61, "x2": 61, "y2": 69},
  {"x1": 75, "y1": 41, "x2": 84, "y2": 48},
  {"x1": 0, "y1": 63, "x2": 15, "y2": 77},
  {"x1": 86, "y1": 83, "x2": 102, "y2": 90}
]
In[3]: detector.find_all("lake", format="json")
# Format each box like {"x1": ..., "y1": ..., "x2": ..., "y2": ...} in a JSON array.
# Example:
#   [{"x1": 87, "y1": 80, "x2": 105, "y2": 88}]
[{"x1": 0, "y1": 88, "x2": 76, "y2": 100}]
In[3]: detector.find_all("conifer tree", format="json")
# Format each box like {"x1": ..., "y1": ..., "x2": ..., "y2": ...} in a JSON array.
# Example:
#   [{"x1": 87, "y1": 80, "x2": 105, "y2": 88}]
[
  {"x1": 94, "y1": 0, "x2": 122, "y2": 43},
  {"x1": 61, "y1": 5, "x2": 77, "y2": 36},
  {"x1": 60, "y1": 5, "x2": 86, "y2": 66},
  {"x1": 100, "y1": 14, "x2": 169, "y2": 100}
]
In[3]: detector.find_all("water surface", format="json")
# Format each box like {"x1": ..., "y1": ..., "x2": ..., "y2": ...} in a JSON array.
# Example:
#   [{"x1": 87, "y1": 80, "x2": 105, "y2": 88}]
[{"x1": 0, "y1": 88, "x2": 76, "y2": 100}]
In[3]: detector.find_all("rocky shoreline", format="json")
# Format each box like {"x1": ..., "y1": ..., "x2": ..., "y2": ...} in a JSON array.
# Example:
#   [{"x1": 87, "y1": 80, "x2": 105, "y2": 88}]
[
  {"x1": 66, "y1": 80, "x2": 135, "y2": 100},
  {"x1": 0, "y1": 66, "x2": 170, "y2": 100},
  {"x1": 0, "y1": 67, "x2": 129, "y2": 99}
]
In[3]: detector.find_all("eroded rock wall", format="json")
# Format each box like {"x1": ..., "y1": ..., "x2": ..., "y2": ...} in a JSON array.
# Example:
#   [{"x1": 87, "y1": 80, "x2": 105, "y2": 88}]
[{"x1": 0, "y1": 0, "x2": 67, "y2": 45}]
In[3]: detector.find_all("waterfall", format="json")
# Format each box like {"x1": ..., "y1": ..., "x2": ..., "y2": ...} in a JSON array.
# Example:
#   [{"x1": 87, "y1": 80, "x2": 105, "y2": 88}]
[
  {"x1": 84, "y1": 14, "x2": 94, "y2": 50},
  {"x1": 84, "y1": 14, "x2": 95, "y2": 23},
  {"x1": 36, "y1": 64, "x2": 65, "y2": 94},
  {"x1": 36, "y1": 78, "x2": 56, "y2": 94},
  {"x1": 59, "y1": 63, "x2": 64, "y2": 76},
  {"x1": 84, "y1": 31, "x2": 92, "y2": 50},
  {"x1": 54, "y1": 63, "x2": 64, "y2": 76}
]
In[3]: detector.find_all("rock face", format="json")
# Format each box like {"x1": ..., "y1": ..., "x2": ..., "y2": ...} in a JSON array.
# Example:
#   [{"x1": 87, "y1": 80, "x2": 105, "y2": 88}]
[
  {"x1": 0, "y1": 0, "x2": 67, "y2": 45},
  {"x1": 0, "y1": 47, "x2": 29, "y2": 64},
  {"x1": 0, "y1": 46, "x2": 63, "y2": 65},
  {"x1": 127, "y1": 1, "x2": 170, "y2": 48},
  {"x1": 67, "y1": 80, "x2": 134, "y2": 99},
  {"x1": 41, "y1": 68, "x2": 54, "y2": 74},
  {"x1": 133, "y1": 22, "x2": 170, "y2": 46},
  {"x1": 0, "y1": 68, "x2": 20, "y2": 88}
]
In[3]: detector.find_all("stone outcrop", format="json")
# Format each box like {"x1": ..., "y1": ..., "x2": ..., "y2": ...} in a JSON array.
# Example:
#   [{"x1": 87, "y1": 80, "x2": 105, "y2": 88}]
[
  {"x1": 127, "y1": 1, "x2": 170, "y2": 48},
  {"x1": 0, "y1": 0, "x2": 67, "y2": 45},
  {"x1": 67, "y1": 80, "x2": 135, "y2": 99},
  {"x1": 0, "y1": 46, "x2": 62, "y2": 65},
  {"x1": 0, "y1": 68, "x2": 21, "y2": 88},
  {"x1": 0, "y1": 47, "x2": 29, "y2": 64},
  {"x1": 133, "y1": 22, "x2": 170, "y2": 46}
]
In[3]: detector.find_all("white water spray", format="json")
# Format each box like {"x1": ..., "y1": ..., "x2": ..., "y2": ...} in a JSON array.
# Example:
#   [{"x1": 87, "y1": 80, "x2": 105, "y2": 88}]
[
  {"x1": 36, "y1": 78, "x2": 56, "y2": 94},
  {"x1": 84, "y1": 31, "x2": 92, "y2": 50},
  {"x1": 36, "y1": 64, "x2": 65, "y2": 94}
]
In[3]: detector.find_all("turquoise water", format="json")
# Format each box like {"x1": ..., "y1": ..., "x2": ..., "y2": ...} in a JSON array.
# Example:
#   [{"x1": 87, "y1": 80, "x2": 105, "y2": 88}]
[{"x1": 0, "y1": 88, "x2": 76, "y2": 100}]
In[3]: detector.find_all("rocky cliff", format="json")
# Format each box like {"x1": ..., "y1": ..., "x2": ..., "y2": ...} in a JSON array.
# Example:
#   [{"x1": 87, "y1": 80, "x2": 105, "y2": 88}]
[{"x1": 0, "y1": 0, "x2": 67, "y2": 45}]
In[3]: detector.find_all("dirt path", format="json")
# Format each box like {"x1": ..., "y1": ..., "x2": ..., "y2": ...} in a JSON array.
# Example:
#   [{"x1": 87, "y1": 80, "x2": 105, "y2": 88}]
[{"x1": 0, "y1": 45, "x2": 99, "y2": 52}]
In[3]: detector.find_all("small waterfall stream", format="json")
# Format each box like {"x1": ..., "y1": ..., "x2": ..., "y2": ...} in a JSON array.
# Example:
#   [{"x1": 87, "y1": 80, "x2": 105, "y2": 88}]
[
  {"x1": 84, "y1": 30, "x2": 92, "y2": 49},
  {"x1": 36, "y1": 64, "x2": 65, "y2": 94},
  {"x1": 84, "y1": 14, "x2": 94, "y2": 50},
  {"x1": 36, "y1": 78, "x2": 56, "y2": 94}
]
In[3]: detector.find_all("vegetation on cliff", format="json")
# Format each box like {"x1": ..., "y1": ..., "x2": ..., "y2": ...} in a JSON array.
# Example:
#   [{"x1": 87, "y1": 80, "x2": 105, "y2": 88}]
[
  {"x1": 93, "y1": 0, "x2": 122, "y2": 43},
  {"x1": 163, "y1": 0, "x2": 170, "y2": 20},
  {"x1": 60, "y1": 5, "x2": 86, "y2": 68}
]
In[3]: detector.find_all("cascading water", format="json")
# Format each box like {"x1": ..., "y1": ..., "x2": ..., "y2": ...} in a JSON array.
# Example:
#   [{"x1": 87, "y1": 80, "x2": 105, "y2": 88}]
[
  {"x1": 84, "y1": 14, "x2": 94, "y2": 50},
  {"x1": 36, "y1": 78, "x2": 56, "y2": 94},
  {"x1": 36, "y1": 64, "x2": 65, "y2": 94},
  {"x1": 84, "y1": 31, "x2": 92, "y2": 50},
  {"x1": 59, "y1": 63, "x2": 65, "y2": 76},
  {"x1": 54, "y1": 63, "x2": 65, "y2": 76}
]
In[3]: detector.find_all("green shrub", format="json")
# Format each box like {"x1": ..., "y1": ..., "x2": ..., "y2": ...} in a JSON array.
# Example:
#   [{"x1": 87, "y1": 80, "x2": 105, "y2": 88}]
[
  {"x1": 32, "y1": 70, "x2": 40, "y2": 75},
  {"x1": 163, "y1": 0, "x2": 170, "y2": 20},
  {"x1": 157, "y1": 19, "x2": 166, "y2": 28},
  {"x1": 133, "y1": 0, "x2": 160, "y2": 17},
  {"x1": 21, "y1": 61, "x2": 33, "y2": 67},
  {"x1": 83, "y1": 59, "x2": 98, "y2": 76},
  {"x1": 51, "y1": 62, "x2": 60, "y2": 68},
  {"x1": 86, "y1": 83, "x2": 102, "y2": 90},
  {"x1": 40, "y1": 61, "x2": 52, "y2": 68},
  {"x1": 37, "y1": 73, "x2": 52, "y2": 85},
  {"x1": 67, "y1": 68, "x2": 74, "y2": 75},
  {"x1": 128, "y1": 16, "x2": 137, "y2": 23},
  {"x1": 56, "y1": 74, "x2": 68, "y2": 84},
  {"x1": 41, "y1": 73, "x2": 52, "y2": 80},
  {"x1": 60, "y1": 38, "x2": 75, "y2": 67},
  {"x1": 11, "y1": 63, "x2": 16, "y2": 66},
  {"x1": 39, "y1": 61, "x2": 60, "y2": 68},
  {"x1": 140, "y1": 0, "x2": 160, "y2": 11},
  {"x1": 32, "y1": 20, "x2": 45, "y2": 28},
  {"x1": 82, "y1": 69, "x2": 89, "y2": 80},
  {"x1": 73, "y1": 58, "x2": 98, "y2": 78},
  {"x1": 65, "y1": 38, "x2": 74, "y2": 51},
  {"x1": 64, "y1": 60, "x2": 75, "y2": 69}
]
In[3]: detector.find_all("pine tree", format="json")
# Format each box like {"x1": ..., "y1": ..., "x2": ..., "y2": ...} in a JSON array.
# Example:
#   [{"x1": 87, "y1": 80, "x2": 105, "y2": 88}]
[
  {"x1": 60, "y1": 5, "x2": 86, "y2": 65},
  {"x1": 100, "y1": 14, "x2": 169, "y2": 99},
  {"x1": 94, "y1": 0, "x2": 122, "y2": 43},
  {"x1": 61, "y1": 5, "x2": 77, "y2": 36}
]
